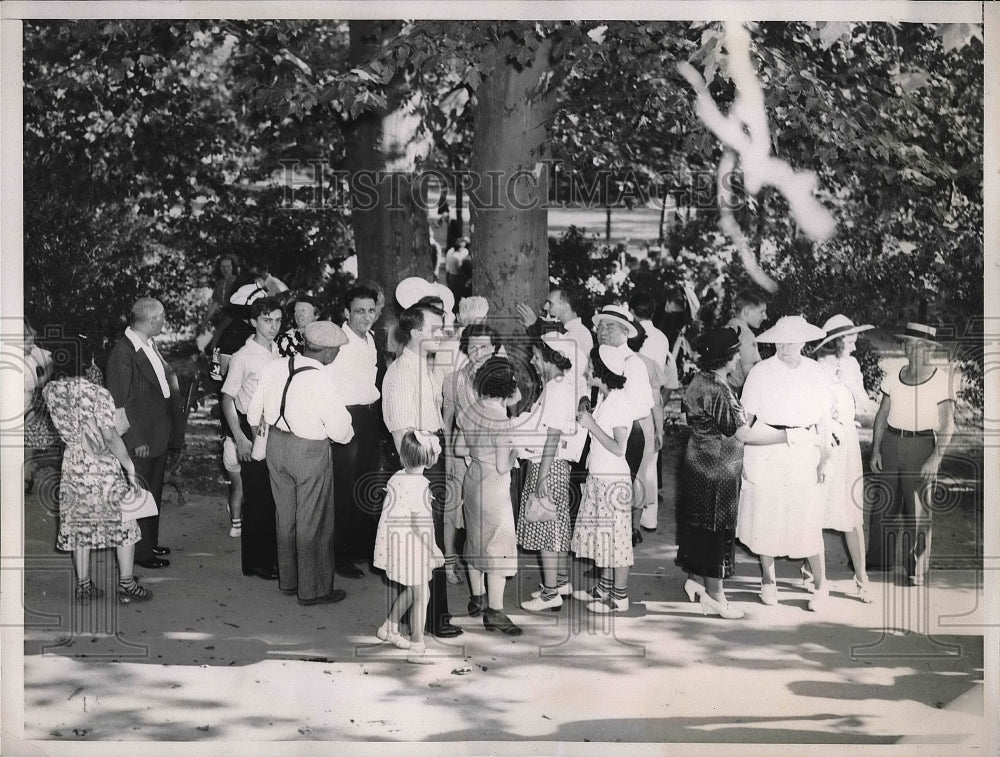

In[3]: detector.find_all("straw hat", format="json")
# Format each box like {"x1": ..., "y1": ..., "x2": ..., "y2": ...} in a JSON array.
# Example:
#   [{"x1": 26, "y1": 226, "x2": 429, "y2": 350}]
[
  {"x1": 592, "y1": 304, "x2": 638, "y2": 339},
  {"x1": 814, "y1": 314, "x2": 874, "y2": 350},
  {"x1": 755, "y1": 315, "x2": 825, "y2": 344},
  {"x1": 899, "y1": 322, "x2": 939, "y2": 342}
]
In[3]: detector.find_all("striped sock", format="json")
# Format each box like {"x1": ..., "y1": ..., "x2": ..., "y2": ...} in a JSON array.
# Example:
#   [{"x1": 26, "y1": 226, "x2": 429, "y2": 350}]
[
  {"x1": 445, "y1": 554, "x2": 458, "y2": 568},
  {"x1": 611, "y1": 585, "x2": 628, "y2": 601},
  {"x1": 598, "y1": 571, "x2": 613, "y2": 594},
  {"x1": 555, "y1": 571, "x2": 570, "y2": 588}
]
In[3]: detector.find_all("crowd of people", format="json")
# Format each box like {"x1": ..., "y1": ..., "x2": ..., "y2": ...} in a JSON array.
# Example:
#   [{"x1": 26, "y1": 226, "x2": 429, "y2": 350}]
[{"x1": 25, "y1": 256, "x2": 956, "y2": 662}]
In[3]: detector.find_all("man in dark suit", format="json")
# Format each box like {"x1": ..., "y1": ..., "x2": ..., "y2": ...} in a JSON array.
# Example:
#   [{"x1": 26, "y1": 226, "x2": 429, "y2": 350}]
[{"x1": 106, "y1": 298, "x2": 185, "y2": 569}]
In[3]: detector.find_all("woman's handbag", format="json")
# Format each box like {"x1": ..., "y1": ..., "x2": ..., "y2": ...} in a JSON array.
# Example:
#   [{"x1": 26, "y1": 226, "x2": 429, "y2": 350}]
[
  {"x1": 121, "y1": 486, "x2": 159, "y2": 522},
  {"x1": 523, "y1": 492, "x2": 557, "y2": 523},
  {"x1": 251, "y1": 420, "x2": 270, "y2": 461}
]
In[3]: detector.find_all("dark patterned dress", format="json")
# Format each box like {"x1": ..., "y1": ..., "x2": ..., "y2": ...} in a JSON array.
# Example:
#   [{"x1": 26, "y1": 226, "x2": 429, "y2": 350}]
[
  {"x1": 675, "y1": 372, "x2": 746, "y2": 579},
  {"x1": 43, "y1": 378, "x2": 141, "y2": 550}
]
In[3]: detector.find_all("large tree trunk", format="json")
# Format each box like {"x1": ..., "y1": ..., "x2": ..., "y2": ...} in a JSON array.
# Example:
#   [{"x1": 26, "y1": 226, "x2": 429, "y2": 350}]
[
  {"x1": 469, "y1": 34, "x2": 556, "y2": 326},
  {"x1": 344, "y1": 21, "x2": 433, "y2": 312}
]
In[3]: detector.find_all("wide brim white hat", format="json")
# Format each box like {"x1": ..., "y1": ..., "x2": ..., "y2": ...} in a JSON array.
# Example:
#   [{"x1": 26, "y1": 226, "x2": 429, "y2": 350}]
[
  {"x1": 428, "y1": 282, "x2": 456, "y2": 314},
  {"x1": 814, "y1": 314, "x2": 874, "y2": 350},
  {"x1": 395, "y1": 277, "x2": 436, "y2": 309},
  {"x1": 592, "y1": 304, "x2": 638, "y2": 339},
  {"x1": 597, "y1": 344, "x2": 627, "y2": 376},
  {"x1": 756, "y1": 315, "x2": 826, "y2": 344},
  {"x1": 540, "y1": 331, "x2": 576, "y2": 366}
]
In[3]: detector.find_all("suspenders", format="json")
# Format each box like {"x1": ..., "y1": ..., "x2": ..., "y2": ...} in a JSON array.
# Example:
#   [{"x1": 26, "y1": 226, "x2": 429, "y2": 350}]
[{"x1": 275, "y1": 356, "x2": 317, "y2": 432}]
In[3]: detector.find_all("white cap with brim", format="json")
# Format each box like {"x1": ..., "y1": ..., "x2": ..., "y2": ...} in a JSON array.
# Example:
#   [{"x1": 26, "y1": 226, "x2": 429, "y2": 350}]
[
  {"x1": 230, "y1": 283, "x2": 268, "y2": 307},
  {"x1": 814, "y1": 314, "x2": 874, "y2": 350},
  {"x1": 540, "y1": 331, "x2": 575, "y2": 367},
  {"x1": 597, "y1": 344, "x2": 627, "y2": 376},
  {"x1": 395, "y1": 277, "x2": 435, "y2": 309},
  {"x1": 756, "y1": 315, "x2": 826, "y2": 344}
]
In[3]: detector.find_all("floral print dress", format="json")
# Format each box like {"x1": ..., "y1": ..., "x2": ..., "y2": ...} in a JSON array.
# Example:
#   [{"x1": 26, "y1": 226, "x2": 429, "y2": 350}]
[{"x1": 43, "y1": 378, "x2": 141, "y2": 550}]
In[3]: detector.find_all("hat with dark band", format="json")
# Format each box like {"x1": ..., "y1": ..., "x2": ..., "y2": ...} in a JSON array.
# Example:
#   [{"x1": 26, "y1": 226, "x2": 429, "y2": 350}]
[
  {"x1": 592, "y1": 304, "x2": 638, "y2": 339},
  {"x1": 900, "y1": 322, "x2": 938, "y2": 342},
  {"x1": 814, "y1": 314, "x2": 874, "y2": 350}
]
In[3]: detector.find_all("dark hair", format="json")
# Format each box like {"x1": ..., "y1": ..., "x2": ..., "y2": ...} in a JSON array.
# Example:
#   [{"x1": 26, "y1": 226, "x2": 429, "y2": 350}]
[
  {"x1": 357, "y1": 278, "x2": 384, "y2": 297},
  {"x1": 812, "y1": 337, "x2": 842, "y2": 359},
  {"x1": 399, "y1": 430, "x2": 440, "y2": 468},
  {"x1": 343, "y1": 284, "x2": 379, "y2": 312},
  {"x1": 250, "y1": 296, "x2": 282, "y2": 321},
  {"x1": 535, "y1": 339, "x2": 572, "y2": 373},
  {"x1": 474, "y1": 356, "x2": 519, "y2": 399},
  {"x1": 698, "y1": 349, "x2": 738, "y2": 372},
  {"x1": 626, "y1": 320, "x2": 648, "y2": 353},
  {"x1": 396, "y1": 303, "x2": 444, "y2": 346},
  {"x1": 553, "y1": 288, "x2": 587, "y2": 318},
  {"x1": 459, "y1": 323, "x2": 499, "y2": 356},
  {"x1": 630, "y1": 293, "x2": 656, "y2": 320},
  {"x1": 416, "y1": 295, "x2": 445, "y2": 311},
  {"x1": 589, "y1": 346, "x2": 626, "y2": 391},
  {"x1": 733, "y1": 288, "x2": 768, "y2": 315},
  {"x1": 291, "y1": 293, "x2": 318, "y2": 310}
]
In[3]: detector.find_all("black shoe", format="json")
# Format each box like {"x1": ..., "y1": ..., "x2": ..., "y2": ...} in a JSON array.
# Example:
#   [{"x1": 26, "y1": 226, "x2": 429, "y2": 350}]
[
  {"x1": 336, "y1": 564, "x2": 365, "y2": 579},
  {"x1": 640, "y1": 526, "x2": 656, "y2": 533},
  {"x1": 483, "y1": 608, "x2": 523, "y2": 636},
  {"x1": 243, "y1": 566, "x2": 279, "y2": 580},
  {"x1": 432, "y1": 619, "x2": 464, "y2": 638},
  {"x1": 135, "y1": 557, "x2": 170, "y2": 569},
  {"x1": 468, "y1": 594, "x2": 486, "y2": 617},
  {"x1": 298, "y1": 589, "x2": 347, "y2": 606},
  {"x1": 151, "y1": 546, "x2": 171, "y2": 557},
  {"x1": 280, "y1": 586, "x2": 298, "y2": 595}
]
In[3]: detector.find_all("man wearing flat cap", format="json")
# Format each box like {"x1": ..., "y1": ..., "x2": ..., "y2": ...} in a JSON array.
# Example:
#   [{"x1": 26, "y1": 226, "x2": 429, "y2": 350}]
[{"x1": 247, "y1": 321, "x2": 355, "y2": 605}]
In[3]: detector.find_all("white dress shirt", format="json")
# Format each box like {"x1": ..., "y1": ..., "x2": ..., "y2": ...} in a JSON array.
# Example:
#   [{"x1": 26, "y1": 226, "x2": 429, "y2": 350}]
[
  {"x1": 611, "y1": 343, "x2": 655, "y2": 421},
  {"x1": 563, "y1": 316, "x2": 594, "y2": 401},
  {"x1": 638, "y1": 319, "x2": 671, "y2": 368},
  {"x1": 221, "y1": 336, "x2": 279, "y2": 414},
  {"x1": 328, "y1": 324, "x2": 380, "y2": 405},
  {"x1": 125, "y1": 327, "x2": 170, "y2": 398},
  {"x1": 247, "y1": 355, "x2": 354, "y2": 443}
]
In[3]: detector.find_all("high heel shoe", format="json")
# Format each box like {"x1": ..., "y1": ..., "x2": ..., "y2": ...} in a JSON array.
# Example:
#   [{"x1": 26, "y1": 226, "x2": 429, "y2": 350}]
[
  {"x1": 854, "y1": 576, "x2": 874, "y2": 604},
  {"x1": 699, "y1": 593, "x2": 744, "y2": 619},
  {"x1": 683, "y1": 578, "x2": 705, "y2": 603}
]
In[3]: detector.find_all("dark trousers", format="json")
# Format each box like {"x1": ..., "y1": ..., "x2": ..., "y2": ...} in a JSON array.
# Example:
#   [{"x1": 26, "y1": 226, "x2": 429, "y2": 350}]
[
  {"x1": 331, "y1": 403, "x2": 381, "y2": 566},
  {"x1": 625, "y1": 420, "x2": 645, "y2": 483},
  {"x1": 132, "y1": 453, "x2": 166, "y2": 562},
  {"x1": 866, "y1": 431, "x2": 937, "y2": 579},
  {"x1": 236, "y1": 413, "x2": 278, "y2": 573}
]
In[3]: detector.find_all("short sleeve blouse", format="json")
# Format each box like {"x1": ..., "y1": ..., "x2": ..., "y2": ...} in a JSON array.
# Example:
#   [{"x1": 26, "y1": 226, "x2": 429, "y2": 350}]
[
  {"x1": 586, "y1": 388, "x2": 633, "y2": 476},
  {"x1": 741, "y1": 355, "x2": 831, "y2": 427},
  {"x1": 882, "y1": 366, "x2": 954, "y2": 432},
  {"x1": 515, "y1": 376, "x2": 583, "y2": 463}
]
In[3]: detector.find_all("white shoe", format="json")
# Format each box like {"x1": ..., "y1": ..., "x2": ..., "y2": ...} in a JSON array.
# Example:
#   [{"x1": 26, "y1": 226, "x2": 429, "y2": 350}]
[
  {"x1": 531, "y1": 582, "x2": 572, "y2": 599},
  {"x1": 586, "y1": 595, "x2": 628, "y2": 613},
  {"x1": 760, "y1": 583, "x2": 778, "y2": 606},
  {"x1": 376, "y1": 623, "x2": 411, "y2": 649},
  {"x1": 521, "y1": 592, "x2": 563, "y2": 612},
  {"x1": 572, "y1": 586, "x2": 606, "y2": 603},
  {"x1": 407, "y1": 642, "x2": 433, "y2": 664},
  {"x1": 683, "y1": 578, "x2": 705, "y2": 602},
  {"x1": 229, "y1": 523, "x2": 242, "y2": 538},
  {"x1": 807, "y1": 586, "x2": 829, "y2": 612}
]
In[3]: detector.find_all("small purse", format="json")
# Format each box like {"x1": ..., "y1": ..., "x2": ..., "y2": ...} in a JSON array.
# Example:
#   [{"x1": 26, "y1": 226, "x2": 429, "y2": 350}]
[
  {"x1": 121, "y1": 486, "x2": 159, "y2": 521},
  {"x1": 523, "y1": 492, "x2": 557, "y2": 523}
]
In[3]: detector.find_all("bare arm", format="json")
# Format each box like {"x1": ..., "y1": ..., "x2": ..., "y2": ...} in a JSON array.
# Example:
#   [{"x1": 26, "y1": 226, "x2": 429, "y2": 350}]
[
  {"x1": 535, "y1": 428, "x2": 561, "y2": 497},
  {"x1": 870, "y1": 394, "x2": 891, "y2": 472},
  {"x1": 100, "y1": 424, "x2": 137, "y2": 487},
  {"x1": 580, "y1": 412, "x2": 628, "y2": 457},
  {"x1": 734, "y1": 415, "x2": 788, "y2": 446},
  {"x1": 222, "y1": 393, "x2": 252, "y2": 461}
]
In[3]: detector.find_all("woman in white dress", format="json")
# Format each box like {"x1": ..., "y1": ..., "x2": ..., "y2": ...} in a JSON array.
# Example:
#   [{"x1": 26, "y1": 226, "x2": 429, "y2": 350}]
[
  {"x1": 811, "y1": 315, "x2": 875, "y2": 602},
  {"x1": 736, "y1": 316, "x2": 835, "y2": 611}
]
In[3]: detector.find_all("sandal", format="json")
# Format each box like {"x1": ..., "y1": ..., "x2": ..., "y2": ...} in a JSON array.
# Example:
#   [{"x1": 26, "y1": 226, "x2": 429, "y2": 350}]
[
  {"x1": 117, "y1": 577, "x2": 153, "y2": 604},
  {"x1": 74, "y1": 581, "x2": 104, "y2": 604}
]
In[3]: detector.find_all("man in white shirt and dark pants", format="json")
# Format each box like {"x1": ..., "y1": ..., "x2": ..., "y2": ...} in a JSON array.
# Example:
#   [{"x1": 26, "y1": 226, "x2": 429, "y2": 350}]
[
  {"x1": 329, "y1": 284, "x2": 383, "y2": 578},
  {"x1": 248, "y1": 321, "x2": 354, "y2": 605}
]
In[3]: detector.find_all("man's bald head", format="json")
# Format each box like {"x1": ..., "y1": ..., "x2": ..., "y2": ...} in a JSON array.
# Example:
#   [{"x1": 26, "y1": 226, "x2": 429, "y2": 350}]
[{"x1": 131, "y1": 298, "x2": 165, "y2": 337}]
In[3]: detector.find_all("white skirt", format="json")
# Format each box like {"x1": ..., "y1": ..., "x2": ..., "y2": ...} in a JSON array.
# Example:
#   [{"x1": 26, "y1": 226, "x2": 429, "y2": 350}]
[{"x1": 736, "y1": 440, "x2": 824, "y2": 558}]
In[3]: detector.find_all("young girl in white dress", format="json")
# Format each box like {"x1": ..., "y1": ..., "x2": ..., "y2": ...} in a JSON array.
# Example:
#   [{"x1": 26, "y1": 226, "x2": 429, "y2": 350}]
[{"x1": 373, "y1": 430, "x2": 444, "y2": 664}]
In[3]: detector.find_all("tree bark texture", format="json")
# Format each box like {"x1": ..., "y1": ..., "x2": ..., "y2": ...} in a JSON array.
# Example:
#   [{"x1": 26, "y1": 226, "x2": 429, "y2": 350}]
[
  {"x1": 469, "y1": 34, "x2": 556, "y2": 328},
  {"x1": 344, "y1": 21, "x2": 433, "y2": 312}
]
